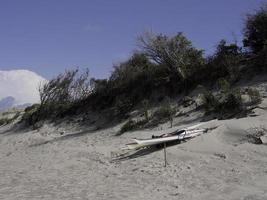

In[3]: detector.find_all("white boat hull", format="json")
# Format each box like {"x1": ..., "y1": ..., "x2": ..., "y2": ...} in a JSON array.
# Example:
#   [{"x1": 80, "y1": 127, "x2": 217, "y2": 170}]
[{"x1": 126, "y1": 129, "x2": 205, "y2": 150}]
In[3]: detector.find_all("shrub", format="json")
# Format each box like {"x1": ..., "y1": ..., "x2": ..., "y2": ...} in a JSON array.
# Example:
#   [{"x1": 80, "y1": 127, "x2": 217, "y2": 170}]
[
  {"x1": 114, "y1": 96, "x2": 133, "y2": 117},
  {"x1": 217, "y1": 78, "x2": 231, "y2": 94},
  {"x1": 180, "y1": 96, "x2": 195, "y2": 107},
  {"x1": 119, "y1": 120, "x2": 137, "y2": 134},
  {"x1": 201, "y1": 90, "x2": 219, "y2": 112},
  {"x1": 23, "y1": 68, "x2": 91, "y2": 124},
  {"x1": 201, "y1": 86, "x2": 244, "y2": 117},
  {"x1": 243, "y1": 4, "x2": 267, "y2": 72},
  {"x1": 243, "y1": 4, "x2": 267, "y2": 53},
  {"x1": 0, "y1": 118, "x2": 10, "y2": 126},
  {"x1": 247, "y1": 88, "x2": 262, "y2": 104},
  {"x1": 219, "y1": 88, "x2": 243, "y2": 113},
  {"x1": 39, "y1": 68, "x2": 90, "y2": 107},
  {"x1": 138, "y1": 32, "x2": 204, "y2": 80},
  {"x1": 21, "y1": 104, "x2": 40, "y2": 125},
  {"x1": 205, "y1": 40, "x2": 243, "y2": 83},
  {"x1": 253, "y1": 44, "x2": 267, "y2": 71},
  {"x1": 24, "y1": 104, "x2": 40, "y2": 113},
  {"x1": 11, "y1": 112, "x2": 20, "y2": 121},
  {"x1": 153, "y1": 99, "x2": 176, "y2": 127},
  {"x1": 88, "y1": 53, "x2": 167, "y2": 112},
  {"x1": 0, "y1": 113, "x2": 20, "y2": 126},
  {"x1": 119, "y1": 119, "x2": 148, "y2": 134},
  {"x1": 141, "y1": 99, "x2": 150, "y2": 121},
  {"x1": 154, "y1": 104, "x2": 175, "y2": 120}
]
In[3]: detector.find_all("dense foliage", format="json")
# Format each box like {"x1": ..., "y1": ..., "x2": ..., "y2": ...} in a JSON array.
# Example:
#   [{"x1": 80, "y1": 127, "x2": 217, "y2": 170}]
[
  {"x1": 205, "y1": 40, "x2": 243, "y2": 83},
  {"x1": 243, "y1": 5, "x2": 267, "y2": 53},
  {"x1": 138, "y1": 32, "x2": 204, "y2": 80},
  {"x1": 243, "y1": 5, "x2": 267, "y2": 71},
  {"x1": 22, "y1": 4, "x2": 266, "y2": 126}
]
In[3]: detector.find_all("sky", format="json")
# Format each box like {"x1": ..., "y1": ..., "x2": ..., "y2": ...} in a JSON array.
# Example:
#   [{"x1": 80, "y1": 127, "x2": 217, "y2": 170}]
[{"x1": 0, "y1": 0, "x2": 264, "y2": 79}]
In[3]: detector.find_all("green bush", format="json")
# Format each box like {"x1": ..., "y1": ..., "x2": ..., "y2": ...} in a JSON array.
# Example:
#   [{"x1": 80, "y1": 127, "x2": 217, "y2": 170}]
[
  {"x1": 11, "y1": 112, "x2": 20, "y2": 121},
  {"x1": 247, "y1": 88, "x2": 262, "y2": 104},
  {"x1": 141, "y1": 99, "x2": 150, "y2": 121},
  {"x1": 219, "y1": 88, "x2": 243, "y2": 113},
  {"x1": 0, "y1": 118, "x2": 11, "y2": 126},
  {"x1": 243, "y1": 5, "x2": 267, "y2": 53},
  {"x1": 201, "y1": 86, "x2": 244, "y2": 117},
  {"x1": 24, "y1": 104, "x2": 40, "y2": 113},
  {"x1": 152, "y1": 99, "x2": 176, "y2": 127},
  {"x1": 205, "y1": 40, "x2": 243, "y2": 83},
  {"x1": 119, "y1": 120, "x2": 136, "y2": 134},
  {"x1": 0, "y1": 114, "x2": 21, "y2": 126},
  {"x1": 119, "y1": 118, "x2": 148, "y2": 134},
  {"x1": 32, "y1": 68, "x2": 91, "y2": 123},
  {"x1": 243, "y1": 5, "x2": 267, "y2": 72},
  {"x1": 114, "y1": 97, "x2": 133, "y2": 117},
  {"x1": 21, "y1": 104, "x2": 40, "y2": 125},
  {"x1": 201, "y1": 90, "x2": 219, "y2": 112},
  {"x1": 154, "y1": 105, "x2": 175, "y2": 120},
  {"x1": 138, "y1": 32, "x2": 204, "y2": 80},
  {"x1": 217, "y1": 78, "x2": 231, "y2": 93}
]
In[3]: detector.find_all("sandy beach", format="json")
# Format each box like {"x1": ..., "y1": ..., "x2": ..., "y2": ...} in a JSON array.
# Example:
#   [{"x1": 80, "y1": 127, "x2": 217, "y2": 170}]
[{"x1": 1, "y1": 92, "x2": 267, "y2": 200}]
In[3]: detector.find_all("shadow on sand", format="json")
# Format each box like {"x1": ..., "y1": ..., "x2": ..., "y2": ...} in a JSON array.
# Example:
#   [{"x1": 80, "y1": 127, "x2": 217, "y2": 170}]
[
  {"x1": 29, "y1": 128, "x2": 98, "y2": 147},
  {"x1": 112, "y1": 141, "x2": 181, "y2": 162}
]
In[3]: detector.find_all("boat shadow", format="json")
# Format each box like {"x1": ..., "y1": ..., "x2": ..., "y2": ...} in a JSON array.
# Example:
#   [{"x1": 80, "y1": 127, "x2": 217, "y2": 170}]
[{"x1": 113, "y1": 140, "x2": 182, "y2": 161}]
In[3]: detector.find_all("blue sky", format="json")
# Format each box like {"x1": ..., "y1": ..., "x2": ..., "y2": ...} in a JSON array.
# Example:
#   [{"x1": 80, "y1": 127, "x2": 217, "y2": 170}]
[{"x1": 0, "y1": 0, "x2": 264, "y2": 79}]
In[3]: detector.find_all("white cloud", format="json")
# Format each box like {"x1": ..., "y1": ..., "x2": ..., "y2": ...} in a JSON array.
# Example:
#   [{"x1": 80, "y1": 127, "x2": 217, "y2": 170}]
[{"x1": 0, "y1": 69, "x2": 47, "y2": 104}]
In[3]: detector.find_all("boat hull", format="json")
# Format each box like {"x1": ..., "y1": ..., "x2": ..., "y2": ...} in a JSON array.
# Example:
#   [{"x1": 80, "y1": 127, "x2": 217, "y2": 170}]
[{"x1": 133, "y1": 129, "x2": 204, "y2": 147}]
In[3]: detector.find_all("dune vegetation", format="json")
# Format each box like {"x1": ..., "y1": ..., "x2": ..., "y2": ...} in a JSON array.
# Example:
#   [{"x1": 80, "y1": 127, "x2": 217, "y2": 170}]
[{"x1": 21, "y1": 5, "x2": 267, "y2": 130}]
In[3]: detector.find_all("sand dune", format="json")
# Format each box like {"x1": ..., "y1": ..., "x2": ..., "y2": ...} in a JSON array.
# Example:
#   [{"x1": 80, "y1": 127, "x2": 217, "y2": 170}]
[{"x1": 1, "y1": 82, "x2": 267, "y2": 200}]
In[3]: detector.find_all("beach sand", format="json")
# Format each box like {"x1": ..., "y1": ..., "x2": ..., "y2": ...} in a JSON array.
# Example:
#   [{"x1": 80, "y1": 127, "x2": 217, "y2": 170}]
[{"x1": 1, "y1": 82, "x2": 267, "y2": 200}]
